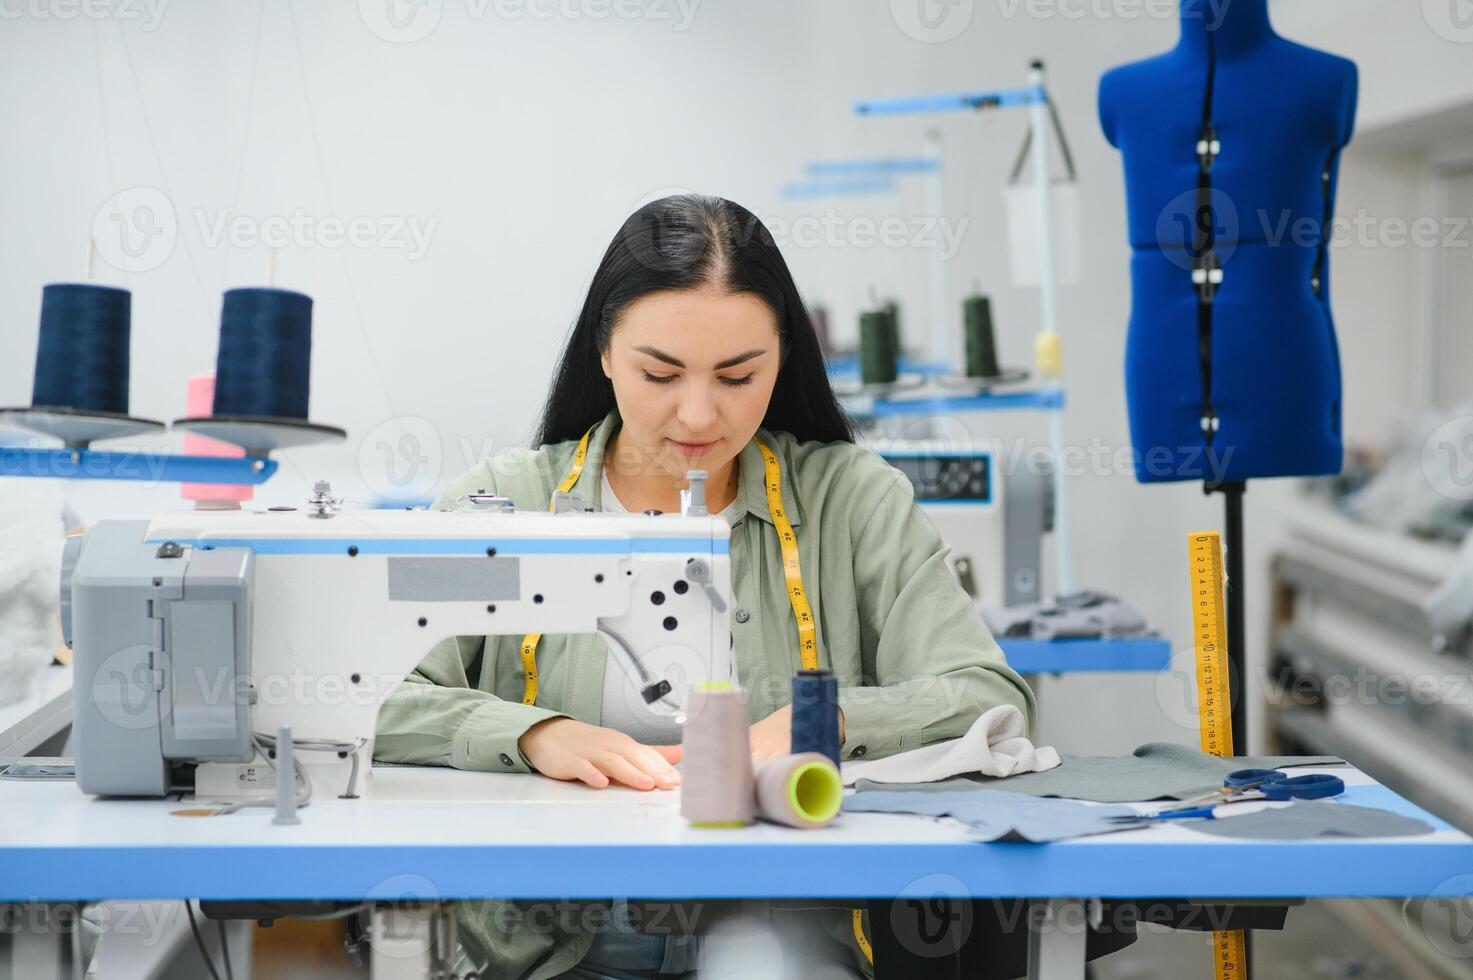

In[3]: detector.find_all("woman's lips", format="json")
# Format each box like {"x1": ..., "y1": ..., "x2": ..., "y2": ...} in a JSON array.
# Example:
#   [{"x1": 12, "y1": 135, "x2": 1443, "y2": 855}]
[{"x1": 669, "y1": 438, "x2": 718, "y2": 457}]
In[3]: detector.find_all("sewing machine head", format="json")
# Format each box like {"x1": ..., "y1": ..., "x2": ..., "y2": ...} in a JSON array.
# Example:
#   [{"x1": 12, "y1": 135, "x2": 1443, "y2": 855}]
[{"x1": 66, "y1": 489, "x2": 733, "y2": 801}]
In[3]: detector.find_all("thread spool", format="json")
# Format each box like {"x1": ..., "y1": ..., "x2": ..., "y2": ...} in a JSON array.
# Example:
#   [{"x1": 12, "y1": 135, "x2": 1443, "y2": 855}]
[
  {"x1": 858, "y1": 309, "x2": 898, "y2": 385},
  {"x1": 882, "y1": 298, "x2": 902, "y2": 359},
  {"x1": 213, "y1": 287, "x2": 314, "y2": 419},
  {"x1": 963, "y1": 293, "x2": 1001, "y2": 379},
  {"x1": 31, "y1": 283, "x2": 132, "y2": 414},
  {"x1": 753, "y1": 753, "x2": 842, "y2": 829},
  {"x1": 791, "y1": 669, "x2": 841, "y2": 769},
  {"x1": 679, "y1": 681, "x2": 755, "y2": 828},
  {"x1": 180, "y1": 373, "x2": 251, "y2": 507}
]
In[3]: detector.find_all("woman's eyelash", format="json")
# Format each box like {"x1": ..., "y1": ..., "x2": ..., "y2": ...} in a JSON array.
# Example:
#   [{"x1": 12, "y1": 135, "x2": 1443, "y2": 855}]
[{"x1": 641, "y1": 371, "x2": 754, "y2": 387}]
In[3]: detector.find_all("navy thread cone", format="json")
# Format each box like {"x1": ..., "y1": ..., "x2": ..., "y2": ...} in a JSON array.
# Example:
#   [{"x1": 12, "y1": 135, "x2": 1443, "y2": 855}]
[
  {"x1": 31, "y1": 283, "x2": 132, "y2": 414},
  {"x1": 212, "y1": 288, "x2": 314, "y2": 419},
  {"x1": 791, "y1": 669, "x2": 841, "y2": 769}
]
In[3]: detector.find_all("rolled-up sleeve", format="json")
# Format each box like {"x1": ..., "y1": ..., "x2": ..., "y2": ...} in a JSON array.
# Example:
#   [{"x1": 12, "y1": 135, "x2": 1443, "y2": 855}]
[
  {"x1": 376, "y1": 635, "x2": 569, "y2": 772},
  {"x1": 839, "y1": 472, "x2": 1036, "y2": 761}
]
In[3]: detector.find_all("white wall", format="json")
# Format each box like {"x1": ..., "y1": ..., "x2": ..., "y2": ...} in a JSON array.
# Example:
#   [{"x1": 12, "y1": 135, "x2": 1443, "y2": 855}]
[{"x1": 1, "y1": 0, "x2": 1462, "y2": 753}]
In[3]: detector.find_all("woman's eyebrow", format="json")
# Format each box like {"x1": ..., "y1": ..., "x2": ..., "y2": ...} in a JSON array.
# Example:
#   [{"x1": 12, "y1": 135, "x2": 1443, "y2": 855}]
[{"x1": 633, "y1": 346, "x2": 767, "y2": 370}]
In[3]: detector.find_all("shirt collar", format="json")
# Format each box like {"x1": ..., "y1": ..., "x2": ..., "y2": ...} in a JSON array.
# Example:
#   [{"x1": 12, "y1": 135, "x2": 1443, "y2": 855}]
[{"x1": 570, "y1": 411, "x2": 802, "y2": 527}]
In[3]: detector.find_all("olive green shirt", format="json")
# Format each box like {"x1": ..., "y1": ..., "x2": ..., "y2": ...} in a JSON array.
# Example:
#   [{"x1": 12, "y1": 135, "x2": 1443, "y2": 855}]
[{"x1": 375, "y1": 411, "x2": 1035, "y2": 978}]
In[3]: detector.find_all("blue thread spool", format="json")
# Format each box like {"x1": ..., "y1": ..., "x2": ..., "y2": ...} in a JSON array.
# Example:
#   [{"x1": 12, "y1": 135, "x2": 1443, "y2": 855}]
[
  {"x1": 31, "y1": 283, "x2": 132, "y2": 414},
  {"x1": 172, "y1": 286, "x2": 344, "y2": 454},
  {"x1": 212, "y1": 288, "x2": 314, "y2": 419},
  {"x1": 791, "y1": 669, "x2": 841, "y2": 769}
]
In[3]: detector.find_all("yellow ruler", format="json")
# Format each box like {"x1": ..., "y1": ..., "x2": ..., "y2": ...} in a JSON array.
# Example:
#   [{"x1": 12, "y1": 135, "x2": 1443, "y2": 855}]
[{"x1": 1188, "y1": 531, "x2": 1244, "y2": 980}]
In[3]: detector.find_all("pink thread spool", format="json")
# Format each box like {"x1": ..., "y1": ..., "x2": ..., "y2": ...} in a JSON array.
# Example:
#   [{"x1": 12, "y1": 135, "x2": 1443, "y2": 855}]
[
  {"x1": 180, "y1": 373, "x2": 251, "y2": 507},
  {"x1": 679, "y1": 681, "x2": 755, "y2": 828},
  {"x1": 753, "y1": 753, "x2": 843, "y2": 829}
]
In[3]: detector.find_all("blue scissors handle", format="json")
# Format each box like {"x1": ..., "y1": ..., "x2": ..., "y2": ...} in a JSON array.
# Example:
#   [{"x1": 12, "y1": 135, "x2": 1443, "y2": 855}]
[
  {"x1": 1223, "y1": 768, "x2": 1283, "y2": 791},
  {"x1": 1259, "y1": 773, "x2": 1344, "y2": 800}
]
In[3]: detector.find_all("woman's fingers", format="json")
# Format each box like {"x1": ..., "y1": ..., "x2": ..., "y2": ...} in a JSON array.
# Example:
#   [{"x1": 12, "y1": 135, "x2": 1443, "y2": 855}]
[
  {"x1": 652, "y1": 744, "x2": 683, "y2": 765},
  {"x1": 600, "y1": 753, "x2": 656, "y2": 791},
  {"x1": 574, "y1": 759, "x2": 610, "y2": 789},
  {"x1": 633, "y1": 745, "x2": 680, "y2": 786}
]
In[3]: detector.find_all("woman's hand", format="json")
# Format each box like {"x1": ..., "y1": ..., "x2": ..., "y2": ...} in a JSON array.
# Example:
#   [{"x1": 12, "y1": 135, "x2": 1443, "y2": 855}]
[
  {"x1": 517, "y1": 717, "x2": 683, "y2": 790},
  {"x1": 660, "y1": 705, "x2": 846, "y2": 764}
]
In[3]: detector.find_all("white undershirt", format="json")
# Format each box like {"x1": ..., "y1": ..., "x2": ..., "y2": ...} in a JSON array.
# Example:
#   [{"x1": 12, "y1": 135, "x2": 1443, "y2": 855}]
[{"x1": 598, "y1": 468, "x2": 739, "y2": 744}]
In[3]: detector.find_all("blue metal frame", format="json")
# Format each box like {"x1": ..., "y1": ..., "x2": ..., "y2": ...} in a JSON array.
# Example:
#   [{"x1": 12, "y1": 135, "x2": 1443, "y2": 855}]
[
  {"x1": 0, "y1": 447, "x2": 277, "y2": 485},
  {"x1": 854, "y1": 85, "x2": 1046, "y2": 117},
  {"x1": 999, "y1": 637, "x2": 1173, "y2": 674},
  {"x1": 826, "y1": 354, "x2": 952, "y2": 379},
  {"x1": 780, "y1": 177, "x2": 897, "y2": 199},
  {"x1": 853, "y1": 388, "x2": 1066, "y2": 417},
  {"x1": 805, "y1": 157, "x2": 940, "y2": 177}
]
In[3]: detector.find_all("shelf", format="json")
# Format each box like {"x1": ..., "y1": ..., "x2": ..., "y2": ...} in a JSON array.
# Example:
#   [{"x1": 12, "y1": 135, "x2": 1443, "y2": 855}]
[
  {"x1": 844, "y1": 386, "x2": 1064, "y2": 418},
  {"x1": 0, "y1": 447, "x2": 277, "y2": 485},
  {"x1": 997, "y1": 636, "x2": 1172, "y2": 674}
]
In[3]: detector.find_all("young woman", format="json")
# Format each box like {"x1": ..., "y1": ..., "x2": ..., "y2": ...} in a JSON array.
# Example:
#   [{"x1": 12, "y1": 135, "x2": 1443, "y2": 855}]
[{"x1": 376, "y1": 195, "x2": 1035, "y2": 979}]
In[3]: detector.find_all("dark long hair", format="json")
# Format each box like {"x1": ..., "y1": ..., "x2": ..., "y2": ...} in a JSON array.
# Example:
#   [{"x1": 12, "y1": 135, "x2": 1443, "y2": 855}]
[{"x1": 534, "y1": 194, "x2": 855, "y2": 448}]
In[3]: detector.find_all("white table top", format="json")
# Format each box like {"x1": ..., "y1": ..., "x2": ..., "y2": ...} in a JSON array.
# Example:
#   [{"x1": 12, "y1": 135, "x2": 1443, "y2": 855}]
[
  {"x1": 2, "y1": 762, "x2": 1470, "y2": 903},
  {"x1": 0, "y1": 663, "x2": 71, "y2": 760}
]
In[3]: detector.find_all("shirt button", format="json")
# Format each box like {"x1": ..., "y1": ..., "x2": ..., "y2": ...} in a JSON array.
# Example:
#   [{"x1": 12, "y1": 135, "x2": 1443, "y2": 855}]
[
  {"x1": 850, "y1": 745, "x2": 867, "y2": 759},
  {"x1": 499, "y1": 753, "x2": 515, "y2": 767},
  {"x1": 735, "y1": 608, "x2": 751, "y2": 624}
]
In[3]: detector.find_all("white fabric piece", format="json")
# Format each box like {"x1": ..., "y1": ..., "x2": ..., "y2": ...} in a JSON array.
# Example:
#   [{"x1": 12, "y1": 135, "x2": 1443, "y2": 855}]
[
  {"x1": 841, "y1": 703, "x2": 1060, "y2": 787},
  {"x1": 0, "y1": 478, "x2": 64, "y2": 707}
]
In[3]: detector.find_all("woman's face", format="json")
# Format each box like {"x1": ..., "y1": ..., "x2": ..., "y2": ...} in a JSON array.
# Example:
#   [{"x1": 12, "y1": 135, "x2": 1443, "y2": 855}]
[{"x1": 600, "y1": 285, "x2": 781, "y2": 482}]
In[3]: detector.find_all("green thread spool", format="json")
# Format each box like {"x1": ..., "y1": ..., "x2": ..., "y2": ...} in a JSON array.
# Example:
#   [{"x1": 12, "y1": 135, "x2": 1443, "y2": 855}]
[
  {"x1": 882, "y1": 299, "x2": 902, "y2": 359},
  {"x1": 859, "y1": 309, "x2": 899, "y2": 385},
  {"x1": 963, "y1": 294, "x2": 1000, "y2": 379}
]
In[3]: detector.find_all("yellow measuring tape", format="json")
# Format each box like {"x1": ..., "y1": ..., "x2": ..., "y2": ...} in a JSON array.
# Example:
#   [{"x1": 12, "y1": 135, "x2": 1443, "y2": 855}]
[
  {"x1": 1188, "y1": 531, "x2": 1244, "y2": 980},
  {"x1": 517, "y1": 424, "x2": 597, "y2": 705},
  {"x1": 754, "y1": 436, "x2": 818, "y2": 672}
]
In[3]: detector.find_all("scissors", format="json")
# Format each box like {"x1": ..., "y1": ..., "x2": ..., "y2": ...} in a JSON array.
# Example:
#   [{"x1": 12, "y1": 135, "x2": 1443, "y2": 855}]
[{"x1": 1107, "y1": 769, "x2": 1346, "y2": 824}]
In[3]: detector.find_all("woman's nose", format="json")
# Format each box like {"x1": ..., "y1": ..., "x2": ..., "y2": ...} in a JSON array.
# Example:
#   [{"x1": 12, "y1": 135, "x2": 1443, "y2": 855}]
[{"x1": 677, "y1": 383, "x2": 717, "y2": 432}]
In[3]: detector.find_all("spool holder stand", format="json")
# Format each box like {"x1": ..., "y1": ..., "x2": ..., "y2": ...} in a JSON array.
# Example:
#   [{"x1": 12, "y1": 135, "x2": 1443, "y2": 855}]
[{"x1": 0, "y1": 409, "x2": 344, "y2": 485}]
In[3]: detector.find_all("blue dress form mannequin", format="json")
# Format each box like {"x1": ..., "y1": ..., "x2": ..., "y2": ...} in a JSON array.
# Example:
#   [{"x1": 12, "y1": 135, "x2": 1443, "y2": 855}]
[{"x1": 1099, "y1": 0, "x2": 1357, "y2": 483}]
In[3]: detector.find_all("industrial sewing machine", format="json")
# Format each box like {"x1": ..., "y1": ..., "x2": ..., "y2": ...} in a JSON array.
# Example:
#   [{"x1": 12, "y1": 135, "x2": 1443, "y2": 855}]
[
  {"x1": 874, "y1": 440, "x2": 1050, "y2": 608},
  {"x1": 65, "y1": 477, "x2": 734, "y2": 802}
]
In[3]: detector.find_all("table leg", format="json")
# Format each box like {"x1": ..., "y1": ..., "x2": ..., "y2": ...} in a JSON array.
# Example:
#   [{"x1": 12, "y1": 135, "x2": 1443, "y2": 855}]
[
  {"x1": 1026, "y1": 898, "x2": 1088, "y2": 980},
  {"x1": 2, "y1": 903, "x2": 82, "y2": 980}
]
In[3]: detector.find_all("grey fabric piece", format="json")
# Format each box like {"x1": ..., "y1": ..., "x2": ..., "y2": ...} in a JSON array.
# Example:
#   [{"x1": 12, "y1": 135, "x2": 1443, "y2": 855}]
[
  {"x1": 853, "y1": 742, "x2": 1346, "y2": 802},
  {"x1": 843, "y1": 787, "x2": 1138, "y2": 843},
  {"x1": 980, "y1": 590, "x2": 1151, "y2": 640},
  {"x1": 1184, "y1": 801, "x2": 1433, "y2": 840}
]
